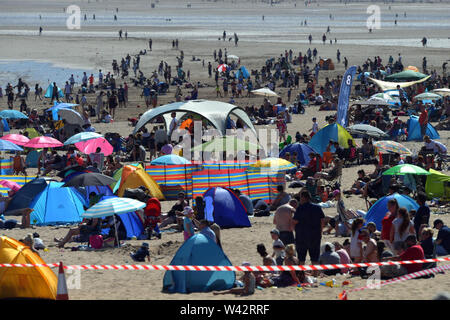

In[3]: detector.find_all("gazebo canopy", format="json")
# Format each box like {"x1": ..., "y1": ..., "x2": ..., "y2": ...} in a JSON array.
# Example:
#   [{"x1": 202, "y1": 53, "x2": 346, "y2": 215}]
[{"x1": 132, "y1": 100, "x2": 257, "y2": 136}]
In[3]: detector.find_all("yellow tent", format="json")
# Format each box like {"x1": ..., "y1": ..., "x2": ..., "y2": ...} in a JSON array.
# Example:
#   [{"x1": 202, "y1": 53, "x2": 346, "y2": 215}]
[
  {"x1": 117, "y1": 165, "x2": 165, "y2": 200},
  {"x1": 0, "y1": 236, "x2": 57, "y2": 299}
]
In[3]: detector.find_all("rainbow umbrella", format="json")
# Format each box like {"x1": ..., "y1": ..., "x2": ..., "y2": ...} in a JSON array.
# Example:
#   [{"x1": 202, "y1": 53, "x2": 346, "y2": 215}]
[
  {"x1": 75, "y1": 137, "x2": 113, "y2": 156},
  {"x1": 24, "y1": 136, "x2": 63, "y2": 148},
  {"x1": 382, "y1": 164, "x2": 430, "y2": 176},
  {"x1": 0, "y1": 134, "x2": 30, "y2": 146},
  {"x1": 373, "y1": 140, "x2": 412, "y2": 155},
  {"x1": 249, "y1": 157, "x2": 296, "y2": 172}
]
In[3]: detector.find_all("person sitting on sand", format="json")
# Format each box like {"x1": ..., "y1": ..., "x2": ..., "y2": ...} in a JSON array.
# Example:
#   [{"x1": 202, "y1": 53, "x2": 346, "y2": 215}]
[
  {"x1": 319, "y1": 242, "x2": 341, "y2": 276},
  {"x1": 270, "y1": 185, "x2": 291, "y2": 211},
  {"x1": 270, "y1": 244, "x2": 305, "y2": 287},
  {"x1": 0, "y1": 195, "x2": 33, "y2": 229},
  {"x1": 159, "y1": 192, "x2": 188, "y2": 229},
  {"x1": 213, "y1": 262, "x2": 255, "y2": 296},
  {"x1": 255, "y1": 244, "x2": 276, "y2": 288},
  {"x1": 54, "y1": 218, "x2": 101, "y2": 248}
]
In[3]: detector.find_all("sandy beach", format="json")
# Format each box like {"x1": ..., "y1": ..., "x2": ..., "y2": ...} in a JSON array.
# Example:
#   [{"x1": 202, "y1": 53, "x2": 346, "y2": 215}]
[{"x1": 0, "y1": 0, "x2": 449, "y2": 300}]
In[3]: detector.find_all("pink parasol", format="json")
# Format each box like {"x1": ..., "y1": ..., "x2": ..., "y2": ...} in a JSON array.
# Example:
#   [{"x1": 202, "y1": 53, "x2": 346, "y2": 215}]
[
  {"x1": 23, "y1": 136, "x2": 63, "y2": 148},
  {"x1": 75, "y1": 137, "x2": 113, "y2": 156},
  {"x1": 0, "y1": 179, "x2": 21, "y2": 192},
  {"x1": 0, "y1": 134, "x2": 30, "y2": 146}
]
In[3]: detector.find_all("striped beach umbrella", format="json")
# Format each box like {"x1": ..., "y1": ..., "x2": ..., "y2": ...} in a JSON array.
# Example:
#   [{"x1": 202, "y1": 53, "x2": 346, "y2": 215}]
[{"x1": 373, "y1": 140, "x2": 412, "y2": 155}]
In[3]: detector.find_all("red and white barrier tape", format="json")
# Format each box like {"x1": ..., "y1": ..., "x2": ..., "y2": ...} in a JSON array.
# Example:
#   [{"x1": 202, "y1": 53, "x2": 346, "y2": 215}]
[
  {"x1": 0, "y1": 256, "x2": 449, "y2": 271},
  {"x1": 339, "y1": 263, "x2": 450, "y2": 299}
]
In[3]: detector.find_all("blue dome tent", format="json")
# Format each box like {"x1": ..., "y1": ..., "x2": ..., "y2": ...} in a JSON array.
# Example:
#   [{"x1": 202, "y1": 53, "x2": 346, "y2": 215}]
[
  {"x1": 279, "y1": 143, "x2": 317, "y2": 166},
  {"x1": 162, "y1": 234, "x2": 235, "y2": 293},
  {"x1": 203, "y1": 187, "x2": 251, "y2": 229},
  {"x1": 406, "y1": 115, "x2": 440, "y2": 141},
  {"x1": 364, "y1": 193, "x2": 419, "y2": 230},
  {"x1": 29, "y1": 182, "x2": 86, "y2": 225},
  {"x1": 5, "y1": 178, "x2": 49, "y2": 213},
  {"x1": 235, "y1": 66, "x2": 250, "y2": 79}
]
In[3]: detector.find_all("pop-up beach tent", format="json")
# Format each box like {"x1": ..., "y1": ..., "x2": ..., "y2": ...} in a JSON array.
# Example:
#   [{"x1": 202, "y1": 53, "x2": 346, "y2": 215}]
[
  {"x1": 425, "y1": 169, "x2": 450, "y2": 200},
  {"x1": 44, "y1": 83, "x2": 64, "y2": 99},
  {"x1": 162, "y1": 234, "x2": 235, "y2": 293},
  {"x1": 364, "y1": 193, "x2": 419, "y2": 230},
  {"x1": 0, "y1": 236, "x2": 57, "y2": 299},
  {"x1": 308, "y1": 123, "x2": 355, "y2": 156},
  {"x1": 5, "y1": 177, "x2": 50, "y2": 213},
  {"x1": 29, "y1": 181, "x2": 85, "y2": 225},
  {"x1": 203, "y1": 186, "x2": 251, "y2": 228},
  {"x1": 406, "y1": 115, "x2": 440, "y2": 141},
  {"x1": 117, "y1": 165, "x2": 165, "y2": 200}
]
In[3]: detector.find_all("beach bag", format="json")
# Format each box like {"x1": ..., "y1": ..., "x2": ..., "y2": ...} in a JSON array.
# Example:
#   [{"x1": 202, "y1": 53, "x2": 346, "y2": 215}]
[{"x1": 89, "y1": 235, "x2": 103, "y2": 249}]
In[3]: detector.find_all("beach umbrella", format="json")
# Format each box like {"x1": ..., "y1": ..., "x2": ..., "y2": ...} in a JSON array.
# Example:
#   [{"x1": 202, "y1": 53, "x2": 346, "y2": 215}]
[
  {"x1": 373, "y1": 140, "x2": 412, "y2": 155},
  {"x1": 369, "y1": 93, "x2": 400, "y2": 105},
  {"x1": 0, "y1": 180, "x2": 21, "y2": 192},
  {"x1": 414, "y1": 92, "x2": 442, "y2": 101},
  {"x1": 279, "y1": 143, "x2": 317, "y2": 166},
  {"x1": 64, "y1": 132, "x2": 103, "y2": 146},
  {"x1": 57, "y1": 165, "x2": 87, "y2": 179},
  {"x1": 62, "y1": 172, "x2": 116, "y2": 187},
  {"x1": 432, "y1": 88, "x2": 450, "y2": 97},
  {"x1": 0, "y1": 110, "x2": 28, "y2": 119},
  {"x1": 404, "y1": 66, "x2": 419, "y2": 72},
  {"x1": 75, "y1": 137, "x2": 113, "y2": 156},
  {"x1": 0, "y1": 140, "x2": 23, "y2": 151},
  {"x1": 382, "y1": 164, "x2": 430, "y2": 176},
  {"x1": 191, "y1": 136, "x2": 260, "y2": 153},
  {"x1": 46, "y1": 102, "x2": 78, "y2": 112},
  {"x1": 217, "y1": 64, "x2": 228, "y2": 73},
  {"x1": 24, "y1": 136, "x2": 63, "y2": 148},
  {"x1": 82, "y1": 197, "x2": 146, "y2": 247},
  {"x1": 384, "y1": 70, "x2": 428, "y2": 82},
  {"x1": 227, "y1": 55, "x2": 239, "y2": 60},
  {"x1": 151, "y1": 154, "x2": 191, "y2": 165},
  {"x1": 58, "y1": 108, "x2": 84, "y2": 126},
  {"x1": 251, "y1": 88, "x2": 279, "y2": 97},
  {"x1": 347, "y1": 124, "x2": 389, "y2": 138},
  {"x1": 0, "y1": 134, "x2": 30, "y2": 146},
  {"x1": 248, "y1": 157, "x2": 296, "y2": 172}
]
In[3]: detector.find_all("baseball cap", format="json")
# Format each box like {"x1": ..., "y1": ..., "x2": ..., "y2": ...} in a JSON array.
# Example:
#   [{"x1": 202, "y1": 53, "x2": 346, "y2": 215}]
[
  {"x1": 433, "y1": 219, "x2": 444, "y2": 228},
  {"x1": 270, "y1": 229, "x2": 280, "y2": 236},
  {"x1": 142, "y1": 242, "x2": 149, "y2": 248}
]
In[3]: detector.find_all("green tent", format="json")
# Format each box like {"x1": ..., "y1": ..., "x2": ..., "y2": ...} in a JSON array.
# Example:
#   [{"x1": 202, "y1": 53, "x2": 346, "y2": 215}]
[
  {"x1": 384, "y1": 70, "x2": 428, "y2": 82},
  {"x1": 425, "y1": 169, "x2": 450, "y2": 200}
]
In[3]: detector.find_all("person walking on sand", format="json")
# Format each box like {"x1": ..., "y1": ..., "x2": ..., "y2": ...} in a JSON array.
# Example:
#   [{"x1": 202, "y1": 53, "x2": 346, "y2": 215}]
[
  {"x1": 149, "y1": 38, "x2": 152, "y2": 51},
  {"x1": 118, "y1": 29, "x2": 122, "y2": 39},
  {"x1": 39, "y1": 26, "x2": 42, "y2": 35}
]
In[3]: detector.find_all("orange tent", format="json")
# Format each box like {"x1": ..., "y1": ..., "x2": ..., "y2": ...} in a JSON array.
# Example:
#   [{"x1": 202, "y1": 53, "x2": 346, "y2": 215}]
[
  {"x1": 117, "y1": 165, "x2": 165, "y2": 200},
  {"x1": 0, "y1": 236, "x2": 57, "y2": 299}
]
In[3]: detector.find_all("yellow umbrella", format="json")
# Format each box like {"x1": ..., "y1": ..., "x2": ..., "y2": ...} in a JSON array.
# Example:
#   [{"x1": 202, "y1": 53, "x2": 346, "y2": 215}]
[
  {"x1": 0, "y1": 236, "x2": 57, "y2": 299},
  {"x1": 249, "y1": 157, "x2": 296, "y2": 171}
]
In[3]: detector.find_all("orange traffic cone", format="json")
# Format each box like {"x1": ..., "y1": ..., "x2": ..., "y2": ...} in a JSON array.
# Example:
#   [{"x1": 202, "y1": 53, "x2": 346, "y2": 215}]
[{"x1": 56, "y1": 261, "x2": 69, "y2": 300}]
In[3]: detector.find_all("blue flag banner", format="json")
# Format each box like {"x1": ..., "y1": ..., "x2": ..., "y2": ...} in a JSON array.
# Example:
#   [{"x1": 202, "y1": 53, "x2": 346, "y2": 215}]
[{"x1": 337, "y1": 66, "x2": 357, "y2": 127}]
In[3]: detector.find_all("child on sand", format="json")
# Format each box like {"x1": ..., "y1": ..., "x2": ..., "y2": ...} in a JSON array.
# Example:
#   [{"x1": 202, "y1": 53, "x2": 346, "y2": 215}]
[
  {"x1": 213, "y1": 262, "x2": 255, "y2": 296},
  {"x1": 270, "y1": 229, "x2": 285, "y2": 265},
  {"x1": 183, "y1": 206, "x2": 195, "y2": 241},
  {"x1": 130, "y1": 243, "x2": 151, "y2": 262}
]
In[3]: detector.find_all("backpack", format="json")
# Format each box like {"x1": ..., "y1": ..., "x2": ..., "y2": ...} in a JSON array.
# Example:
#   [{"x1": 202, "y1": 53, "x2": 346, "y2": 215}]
[{"x1": 89, "y1": 235, "x2": 103, "y2": 249}]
